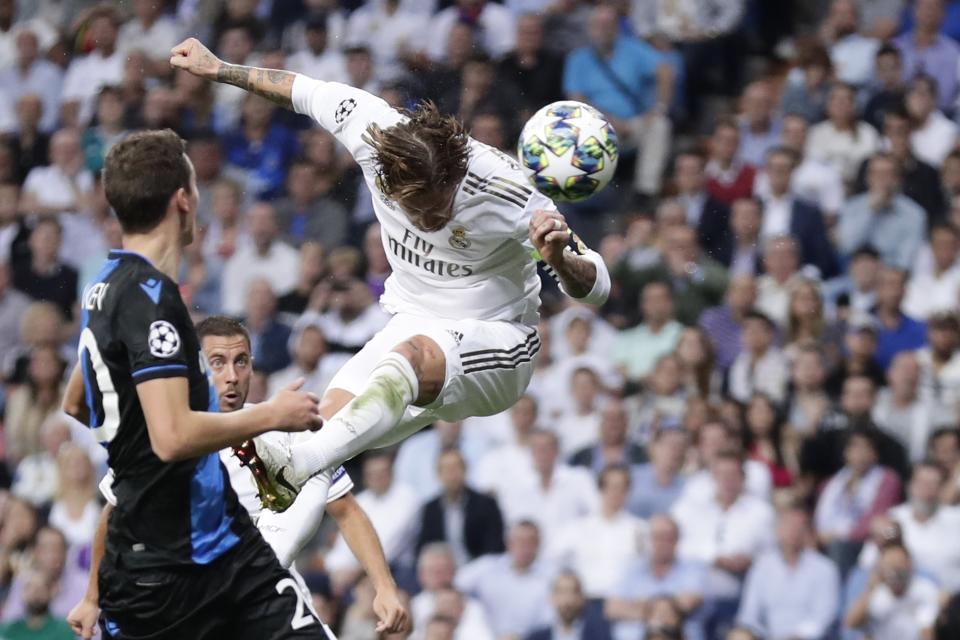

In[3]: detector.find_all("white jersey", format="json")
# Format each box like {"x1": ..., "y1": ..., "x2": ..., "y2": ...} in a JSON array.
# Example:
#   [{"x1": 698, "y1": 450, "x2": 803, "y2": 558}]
[{"x1": 291, "y1": 76, "x2": 609, "y2": 326}]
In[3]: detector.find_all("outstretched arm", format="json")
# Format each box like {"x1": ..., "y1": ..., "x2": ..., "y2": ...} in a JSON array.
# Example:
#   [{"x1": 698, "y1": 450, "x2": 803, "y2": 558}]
[{"x1": 170, "y1": 38, "x2": 296, "y2": 109}]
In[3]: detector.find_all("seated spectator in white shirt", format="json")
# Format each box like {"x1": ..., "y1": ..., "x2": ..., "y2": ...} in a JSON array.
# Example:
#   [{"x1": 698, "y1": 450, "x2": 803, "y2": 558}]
[
  {"x1": 613, "y1": 280, "x2": 683, "y2": 384},
  {"x1": 316, "y1": 278, "x2": 390, "y2": 356},
  {"x1": 821, "y1": 0, "x2": 880, "y2": 87},
  {"x1": 906, "y1": 74, "x2": 958, "y2": 168},
  {"x1": 11, "y1": 413, "x2": 70, "y2": 507},
  {"x1": 472, "y1": 395, "x2": 538, "y2": 497},
  {"x1": 344, "y1": 0, "x2": 429, "y2": 83},
  {"x1": 806, "y1": 82, "x2": 879, "y2": 184},
  {"x1": 117, "y1": 0, "x2": 182, "y2": 75},
  {"x1": 904, "y1": 224, "x2": 960, "y2": 321},
  {"x1": 499, "y1": 430, "x2": 598, "y2": 546},
  {"x1": 552, "y1": 367, "x2": 603, "y2": 456},
  {"x1": 672, "y1": 451, "x2": 776, "y2": 640},
  {"x1": 815, "y1": 429, "x2": 902, "y2": 577},
  {"x1": 20, "y1": 128, "x2": 93, "y2": 219},
  {"x1": 728, "y1": 311, "x2": 789, "y2": 404},
  {"x1": 628, "y1": 428, "x2": 688, "y2": 518},
  {"x1": 606, "y1": 514, "x2": 706, "y2": 640},
  {"x1": 455, "y1": 521, "x2": 553, "y2": 638},
  {"x1": 60, "y1": 8, "x2": 124, "y2": 127},
  {"x1": 845, "y1": 543, "x2": 940, "y2": 640},
  {"x1": 915, "y1": 313, "x2": 960, "y2": 419},
  {"x1": 873, "y1": 352, "x2": 952, "y2": 462},
  {"x1": 570, "y1": 398, "x2": 647, "y2": 477},
  {"x1": 624, "y1": 354, "x2": 688, "y2": 445},
  {"x1": 548, "y1": 465, "x2": 647, "y2": 599},
  {"x1": 860, "y1": 461, "x2": 960, "y2": 592},
  {"x1": 286, "y1": 14, "x2": 348, "y2": 83},
  {"x1": 397, "y1": 420, "x2": 486, "y2": 505},
  {"x1": 755, "y1": 235, "x2": 804, "y2": 329},
  {"x1": 325, "y1": 453, "x2": 420, "y2": 591},
  {"x1": 221, "y1": 202, "x2": 299, "y2": 315},
  {"x1": 681, "y1": 421, "x2": 772, "y2": 505},
  {"x1": 411, "y1": 544, "x2": 495, "y2": 640},
  {"x1": 736, "y1": 507, "x2": 841, "y2": 640},
  {"x1": 425, "y1": 0, "x2": 515, "y2": 62},
  {"x1": 267, "y1": 319, "x2": 347, "y2": 399},
  {"x1": 0, "y1": 28, "x2": 62, "y2": 134}
]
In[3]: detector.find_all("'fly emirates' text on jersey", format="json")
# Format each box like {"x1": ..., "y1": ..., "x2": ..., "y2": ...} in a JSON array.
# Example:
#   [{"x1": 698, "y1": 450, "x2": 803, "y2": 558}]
[{"x1": 291, "y1": 76, "x2": 606, "y2": 326}]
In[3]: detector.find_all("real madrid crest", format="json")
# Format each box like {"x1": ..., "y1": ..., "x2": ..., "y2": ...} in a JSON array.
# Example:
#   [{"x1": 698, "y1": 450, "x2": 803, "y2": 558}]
[{"x1": 448, "y1": 226, "x2": 471, "y2": 250}]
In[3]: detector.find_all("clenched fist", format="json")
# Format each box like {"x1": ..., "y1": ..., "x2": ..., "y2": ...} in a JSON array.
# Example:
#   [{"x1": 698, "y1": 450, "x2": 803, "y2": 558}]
[{"x1": 170, "y1": 38, "x2": 222, "y2": 80}]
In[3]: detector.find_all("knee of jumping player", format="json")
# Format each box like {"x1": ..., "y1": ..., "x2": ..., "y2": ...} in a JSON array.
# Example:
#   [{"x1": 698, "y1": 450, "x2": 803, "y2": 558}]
[{"x1": 392, "y1": 335, "x2": 446, "y2": 406}]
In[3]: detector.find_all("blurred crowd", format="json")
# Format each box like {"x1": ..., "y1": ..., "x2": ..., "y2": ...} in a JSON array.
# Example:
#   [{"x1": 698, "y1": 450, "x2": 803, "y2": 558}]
[{"x1": 7, "y1": 0, "x2": 960, "y2": 639}]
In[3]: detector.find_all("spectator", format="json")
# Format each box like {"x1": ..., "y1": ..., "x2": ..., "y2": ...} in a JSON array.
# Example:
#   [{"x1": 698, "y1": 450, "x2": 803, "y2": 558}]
[
  {"x1": 743, "y1": 393, "x2": 794, "y2": 490},
  {"x1": 0, "y1": 260, "x2": 29, "y2": 369},
  {"x1": 325, "y1": 453, "x2": 420, "y2": 588},
  {"x1": 627, "y1": 428, "x2": 687, "y2": 518},
  {"x1": 736, "y1": 508, "x2": 840, "y2": 640},
  {"x1": 845, "y1": 543, "x2": 940, "y2": 640},
  {"x1": 499, "y1": 430, "x2": 598, "y2": 545},
  {"x1": 549, "y1": 465, "x2": 646, "y2": 599},
  {"x1": 874, "y1": 352, "x2": 951, "y2": 462},
  {"x1": 785, "y1": 279, "x2": 843, "y2": 364},
  {"x1": 893, "y1": 0, "x2": 960, "y2": 113},
  {"x1": 267, "y1": 318, "x2": 342, "y2": 398},
  {"x1": 286, "y1": 13, "x2": 348, "y2": 82},
  {"x1": 0, "y1": 28, "x2": 61, "y2": 134},
  {"x1": 0, "y1": 569, "x2": 73, "y2": 640},
  {"x1": 672, "y1": 451, "x2": 775, "y2": 640},
  {"x1": 861, "y1": 461, "x2": 960, "y2": 591},
  {"x1": 60, "y1": 7, "x2": 124, "y2": 126},
  {"x1": 728, "y1": 311, "x2": 789, "y2": 404},
  {"x1": 814, "y1": 429, "x2": 902, "y2": 576},
  {"x1": 826, "y1": 245, "x2": 881, "y2": 326},
  {"x1": 344, "y1": 0, "x2": 428, "y2": 84},
  {"x1": 553, "y1": 367, "x2": 603, "y2": 456},
  {"x1": 676, "y1": 326, "x2": 720, "y2": 401},
  {"x1": 905, "y1": 225, "x2": 960, "y2": 321},
  {"x1": 473, "y1": 395, "x2": 538, "y2": 498},
  {"x1": 316, "y1": 279, "x2": 390, "y2": 357},
  {"x1": 873, "y1": 266, "x2": 927, "y2": 371},
  {"x1": 621, "y1": 225, "x2": 728, "y2": 327},
  {"x1": 564, "y1": 5, "x2": 672, "y2": 197},
  {"x1": 440, "y1": 53, "x2": 517, "y2": 129},
  {"x1": 19, "y1": 128, "x2": 94, "y2": 219},
  {"x1": 806, "y1": 82, "x2": 879, "y2": 183},
  {"x1": 526, "y1": 571, "x2": 612, "y2": 640},
  {"x1": 3, "y1": 345, "x2": 64, "y2": 463},
  {"x1": 671, "y1": 150, "x2": 731, "y2": 258},
  {"x1": 116, "y1": 0, "x2": 182, "y2": 72},
  {"x1": 426, "y1": 0, "x2": 515, "y2": 62},
  {"x1": 737, "y1": 80, "x2": 781, "y2": 167},
  {"x1": 8, "y1": 94, "x2": 47, "y2": 186},
  {"x1": 787, "y1": 345, "x2": 832, "y2": 436},
  {"x1": 916, "y1": 313, "x2": 960, "y2": 415},
  {"x1": 606, "y1": 514, "x2": 705, "y2": 640},
  {"x1": 699, "y1": 275, "x2": 756, "y2": 371},
  {"x1": 714, "y1": 197, "x2": 762, "y2": 276},
  {"x1": 242, "y1": 279, "x2": 292, "y2": 375},
  {"x1": 821, "y1": 0, "x2": 880, "y2": 87},
  {"x1": 841, "y1": 154, "x2": 927, "y2": 272},
  {"x1": 571, "y1": 399, "x2": 647, "y2": 475},
  {"x1": 682, "y1": 421, "x2": 772, "y2": 504},
  {"x1": 625, "y1": 354, "x2": 688, "y2": 444},
  {"x1": 221, "y1": 202, "x2": 299, "y2": 316},
  {"x1": 221, "y1": 95, "x2": 299, "y2": 200},
  {"x1": 10, "y1": 414, "x2": 68, "y2": 507},
  {"x1": 410, "y1": 545, "x2": 494, "y2": 639},
  {"x1": 864, "y1": 44, "x2": 907, "y2": 131},
  {"x1": 906, "y1": 74, "x2": 958, "y2": 168},
  {"x1": 613, "y1": 281, "x2": 682, "y2": 384},
  {"x1": 277, "y1": 241, "x2": 325, "y2": 317},
  {"x1": 274, "y1": 160, "x2": 349, "y2": 250},
  {"x1": 47, "y1": 444, "x2": 98, "y2": 550},
  {"x1": 455, "y1": 521, "x2": 553, "y2": 638},
  {"x1": 757, "y1": 147, "x2": 838, "y2": 279},
  {"x1": 497, "y1": 14, "x2": 564, "y2": 121},
  {"x1": 705, "y1": 118, "x2": 755, "y2": 206},
  {"x1": 0, "y1": 526, "x2": 86, "y2": 624},
  {"x1": 416, "y1": 449, "x2": 505, "y2": 565},
  {"x1": 344, "y1": 45, "x2": 379, "y2": 96},
  {"x1": 80, "y1": 86, "x2": 127, "y2": 176},
  {"x1": 779, "y1": 44, "x2": 832, "y2": 123},
  {"x1": 755, "y1": 235, "x2": 803, "y2": 328}
]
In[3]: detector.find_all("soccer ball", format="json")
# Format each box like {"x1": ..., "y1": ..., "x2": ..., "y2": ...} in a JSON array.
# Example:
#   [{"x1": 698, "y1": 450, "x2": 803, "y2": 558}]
[{"x1": 517, "y1": 100, "x2": 619, "y2": 202}]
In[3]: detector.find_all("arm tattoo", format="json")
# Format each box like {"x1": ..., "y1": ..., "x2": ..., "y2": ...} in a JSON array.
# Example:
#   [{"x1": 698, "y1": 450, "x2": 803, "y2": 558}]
[
  {"x1": 554, "y1": 252, "x2": 597, "y2": 299},
  {"x1": 217, "y1": 64, "x2": 295, "y2": 109}
]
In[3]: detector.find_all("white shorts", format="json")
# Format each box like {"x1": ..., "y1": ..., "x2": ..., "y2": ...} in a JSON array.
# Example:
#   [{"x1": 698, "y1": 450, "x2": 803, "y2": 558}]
[{"x1": 326, "y1": 313, "x2": 540, "y2": 448}]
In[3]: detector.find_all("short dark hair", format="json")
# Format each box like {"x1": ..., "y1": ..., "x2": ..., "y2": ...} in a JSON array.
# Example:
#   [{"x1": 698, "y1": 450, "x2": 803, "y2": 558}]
[
  {"x1": 196, "y1": 315, "x2": 251, "y2": 351},
  {"x1": 743, "y1": 309, "x2": 776, "y2": 331},
  {"x1": 363, "y1": 102, "x2": 470, "y2": 232},
  {"x1": 877, "y1": 43, "x2": 901, "y2": 60},
  {"x1": 104, "y1": 129, "x2": 192, "y2": 234}
]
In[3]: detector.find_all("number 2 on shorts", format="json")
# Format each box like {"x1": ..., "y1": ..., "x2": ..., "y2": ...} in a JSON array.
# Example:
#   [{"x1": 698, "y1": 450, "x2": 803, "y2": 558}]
[{"x1": 276, "y1": 577, "x2": 315, "y2": 630}]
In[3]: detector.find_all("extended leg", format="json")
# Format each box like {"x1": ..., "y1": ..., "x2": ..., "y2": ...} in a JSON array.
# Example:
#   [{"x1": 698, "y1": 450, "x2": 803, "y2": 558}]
[{"x1": 289, "y1": 335, "x2": 446, "y2": 481}]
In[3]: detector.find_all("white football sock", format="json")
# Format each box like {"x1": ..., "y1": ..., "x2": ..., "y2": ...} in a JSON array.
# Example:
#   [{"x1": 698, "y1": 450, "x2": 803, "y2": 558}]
[{"x1": 291, "y1": 352, "x2": 419, "y2": 479}]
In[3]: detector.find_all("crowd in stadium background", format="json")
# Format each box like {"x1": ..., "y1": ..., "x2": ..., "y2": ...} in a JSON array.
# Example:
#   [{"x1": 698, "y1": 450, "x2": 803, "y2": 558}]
[{"x1": 8, "y1": 0, "x2": 960, "y2": 638}]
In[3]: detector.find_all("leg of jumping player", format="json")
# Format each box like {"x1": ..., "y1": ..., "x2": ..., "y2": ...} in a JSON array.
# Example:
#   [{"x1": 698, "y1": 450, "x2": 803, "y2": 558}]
[{"x1": 289, "y1": 335, "x2": 446, "y2": 482}]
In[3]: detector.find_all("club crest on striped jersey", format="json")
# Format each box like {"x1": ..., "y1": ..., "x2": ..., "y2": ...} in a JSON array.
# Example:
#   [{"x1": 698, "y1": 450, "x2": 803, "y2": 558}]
[{"x1": 448, "y1": 226, "x2": 471, "y2": 249}]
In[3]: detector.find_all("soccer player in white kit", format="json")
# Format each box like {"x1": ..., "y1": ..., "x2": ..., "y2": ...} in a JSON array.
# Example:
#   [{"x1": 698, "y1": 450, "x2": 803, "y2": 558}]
[{"x1": 170, "y1": 38, "x2": 611, "y2": 507}]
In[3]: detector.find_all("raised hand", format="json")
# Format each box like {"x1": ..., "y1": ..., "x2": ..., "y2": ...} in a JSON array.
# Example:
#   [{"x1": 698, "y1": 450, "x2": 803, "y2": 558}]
[
  {"x1": 267, "y1": 378, "x2": 323, "y2": 432},
  {"x1": 169, "y1": 38, "x2": 222, "y2": 80}
]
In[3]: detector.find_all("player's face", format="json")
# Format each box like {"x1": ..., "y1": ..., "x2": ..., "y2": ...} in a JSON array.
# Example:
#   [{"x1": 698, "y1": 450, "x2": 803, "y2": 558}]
[
  {"x1": 401, "y1": 187, "x2": 457, "y2": 233},
  {"x1": 202, "y1": 334, "x2": 252, "y2": 412}
]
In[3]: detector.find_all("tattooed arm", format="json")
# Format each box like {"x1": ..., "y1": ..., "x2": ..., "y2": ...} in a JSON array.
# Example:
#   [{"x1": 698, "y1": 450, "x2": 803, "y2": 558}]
[{"x1": 170, "y1": 38, "x2": 296, "y2": 109}]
